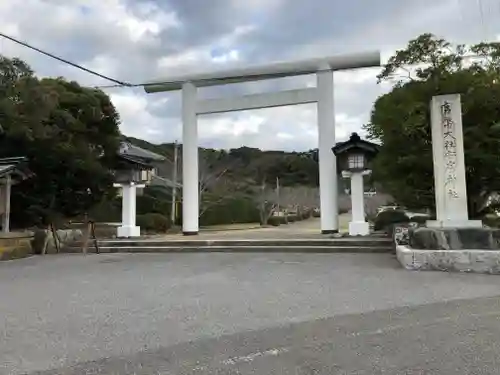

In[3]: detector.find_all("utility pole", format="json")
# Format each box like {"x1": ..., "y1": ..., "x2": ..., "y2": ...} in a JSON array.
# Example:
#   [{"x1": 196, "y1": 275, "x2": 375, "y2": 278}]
[
  {"x1": 276, "y1": 176, "x2": 280, "y2": 217},
  {"x1": 170, "y1": 140, "x2": 178, "y2": 225}
]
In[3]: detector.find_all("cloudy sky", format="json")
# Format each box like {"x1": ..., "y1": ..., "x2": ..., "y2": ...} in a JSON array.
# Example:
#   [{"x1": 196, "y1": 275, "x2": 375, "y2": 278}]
[{"x1": 0, "y1": 0, "x2": 498, "y2": 151}]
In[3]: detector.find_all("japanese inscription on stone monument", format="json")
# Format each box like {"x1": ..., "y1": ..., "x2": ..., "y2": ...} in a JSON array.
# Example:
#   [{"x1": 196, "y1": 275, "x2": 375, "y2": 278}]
[
  {"x1": 440, "y1": 100, "x2": 459, "y2": 199},
  {"x1": 428, "y1": 94, "x2": 481, "y2": 227}
]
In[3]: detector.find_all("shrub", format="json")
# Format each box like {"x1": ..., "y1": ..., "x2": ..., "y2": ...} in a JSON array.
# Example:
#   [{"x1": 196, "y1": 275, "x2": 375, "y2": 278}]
[
  {"x1": 199, "y1": 196, "x2": 260, "y2": 226},
  {"x1": 137, "y1": 213, "x2": 171, "y2": 233},
  {"x1": 374, "y1": 210, "x2": 410, "y2": 232},
  {"x1": 136, "y1": 194, "x2": 170, "y2": 216},
  {"x1": 277, "y1": 216, "x2": 288, "y2": 224},
  {"x1": 409, "y1": 215, "x2": 429, "y2": 225},
  {"x1": 287, "y1": 215, "x2": 297, "y2": 223},
  {"x1": 483, "y1": 214, "x2": 500, "y2": 228},
  {"x1": 267, "y1": 216, "x2": 281, "y2": 226},
  {"x1": 312, "y1": 210, "x2": 320, "y2": 217},
  {"x1": 299, "y1": 211, "x2": 310, "y2": 220},
  {"x1": 87, "y1": 198, "x2": 122, "y2": 222},
  {"x1": 338, "y1": 207, "x2": 349, "y2": 215}
]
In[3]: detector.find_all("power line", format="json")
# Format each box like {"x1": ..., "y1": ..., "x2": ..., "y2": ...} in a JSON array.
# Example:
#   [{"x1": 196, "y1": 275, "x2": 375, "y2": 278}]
[
  {"x1": 1, "y1": 30, "x2": 493, "y2": 93},
  {"x1": 0, "y1": 31, "x2": 133, "y2": 87},
  {"x1": 456, "y1": 0, "x2": 466, "y2": 26},
  {"x1": 476, "y1": 0, "x2": 488, "y2": 40}
]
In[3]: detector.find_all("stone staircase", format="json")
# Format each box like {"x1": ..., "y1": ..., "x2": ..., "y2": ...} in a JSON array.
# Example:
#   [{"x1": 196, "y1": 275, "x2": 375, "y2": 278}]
[{"x1": 63, "y1": 234, "x2": 394, "y2": 254}]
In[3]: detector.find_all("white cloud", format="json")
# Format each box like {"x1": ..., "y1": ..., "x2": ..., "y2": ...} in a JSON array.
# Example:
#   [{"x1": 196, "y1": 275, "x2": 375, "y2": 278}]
[
  {"x1": 156, "y1": 24, "x2": 253, "y2": 74},
  {"x1": 111, "y1": 91, "x2": 167, "y2": 139},
  {"x1": 212, "y1": 49, "x2": 240, "y2": 64},
  {"x1": 1, "y1": 0, "x2": 499, "y2": 151}
]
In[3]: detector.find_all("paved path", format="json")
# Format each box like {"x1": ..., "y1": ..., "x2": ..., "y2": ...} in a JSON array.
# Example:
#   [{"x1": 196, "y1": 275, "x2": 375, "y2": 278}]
[
  {"x1": 158, "y1": 216, "x2": 351, "y2": 240},
  {"x1": 2, "y1": 253, "x2": 500, "y2": 374}
]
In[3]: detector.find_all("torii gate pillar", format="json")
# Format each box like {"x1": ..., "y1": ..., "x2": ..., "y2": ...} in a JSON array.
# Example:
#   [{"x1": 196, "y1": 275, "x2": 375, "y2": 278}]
[
  {"x1": 181, "y1": 82, "x2": 199, "y2": 235},
  {"x1": 316, "y1": 70, "x2": 337, "y2": 233},
  {"x1": 145, "y1": 51, "x2": 381, "y2": 235}
]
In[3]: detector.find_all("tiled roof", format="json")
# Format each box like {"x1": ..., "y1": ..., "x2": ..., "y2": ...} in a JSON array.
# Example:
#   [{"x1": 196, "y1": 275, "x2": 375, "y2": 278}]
[
  {"x1": 118, "y1": 142, "x2": 165, "y2": 162},
  {"x1": 0, "y1": 165, "x2": 15, "y2": 175},
  {"x1": 0, "y1": 157, "x2": 27, "y2": 178},
  {"x1": 332, "y1": 132, "x2": 379, "y2": 156},
  {"x1": 0, "y1": 156, "x2": 27, "y2": 166}
]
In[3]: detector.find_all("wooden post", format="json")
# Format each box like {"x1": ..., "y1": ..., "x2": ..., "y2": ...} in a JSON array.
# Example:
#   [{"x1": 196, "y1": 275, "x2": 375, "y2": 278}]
[
  {"x1": 81, "y1": 214, "x2": 90, "y2": 255},
  {"x1": 82, "y1": 218, "x2": 99, "y2": 255},
  {"x1": 41, "y1": 224, "x2": 50, "y2": 255},
  {"x1": 50, "y1": 223, "x2": 61, "y2": 253},
  {"x1": 90, "y1": 220, "x2": 99, "y2": 254}
]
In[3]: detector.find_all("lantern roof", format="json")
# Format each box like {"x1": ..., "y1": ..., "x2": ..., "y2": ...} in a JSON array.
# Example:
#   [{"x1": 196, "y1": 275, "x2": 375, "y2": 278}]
[
  {"x1": 0, "y1": 156, "x2": 31, "y2": 182},
  {"x1": 116, "y1": 142, "x2": 165, "y2": 170},
  {"x1": 332, "y1": 132, "x2": 379, "y2": 156}
]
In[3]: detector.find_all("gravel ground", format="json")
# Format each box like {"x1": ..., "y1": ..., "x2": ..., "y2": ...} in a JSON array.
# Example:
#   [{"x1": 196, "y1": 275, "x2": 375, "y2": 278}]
[{"x1": 2, "y1": 252, "x2": 500, "y2": 374}]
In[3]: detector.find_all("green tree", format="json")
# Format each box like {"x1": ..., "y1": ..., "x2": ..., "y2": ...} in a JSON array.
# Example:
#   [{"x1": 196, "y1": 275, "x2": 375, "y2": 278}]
[
  {"x1": 364, "y1": 33, "x2": 500, "y2": 216},
  {"x1": 0, "y1": 55, "x2": 121, "y2": 227}
]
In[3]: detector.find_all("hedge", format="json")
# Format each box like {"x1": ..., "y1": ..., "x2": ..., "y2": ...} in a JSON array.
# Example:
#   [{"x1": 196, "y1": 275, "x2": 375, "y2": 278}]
[
  {"x1": 374, "y1": 210, "x2": 410, "y2": 232},
  {"x1": 267, "y1": 216, "x2": 281, "y2": 226},
  {"x1": 137, "y1": 213, "x2": 171, "y2": 233},
  {"x1": 199, "y1": 196, "x2": 260, "y2": 226},
  {"x1": 483, "y1": 214, "x2": 500, "y2": 228},
  {"x1": 408, "y1": 215, "x2": 429, "y2": 225}
]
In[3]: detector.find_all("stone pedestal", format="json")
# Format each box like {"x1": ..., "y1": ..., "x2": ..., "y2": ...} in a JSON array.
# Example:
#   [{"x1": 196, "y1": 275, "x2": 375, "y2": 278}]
[
  {"x1": 342, "y1": 170, "x2": 371, "y2": 236},
  {"x1": 117, "y1": 225, "x2": 141, "y2": 238},
  {"x1": 349, "y1": 221, "x2": 370, "y2": 236},
  {"x1": 114, "y1": 182, "x2": 144, "y2": 238}
]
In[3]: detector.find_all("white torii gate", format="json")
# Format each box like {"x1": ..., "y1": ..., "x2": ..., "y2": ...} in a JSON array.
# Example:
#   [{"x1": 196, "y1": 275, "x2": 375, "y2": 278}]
[{"x1": 144, "y1": 51, "x2": 381, "y2": 235}]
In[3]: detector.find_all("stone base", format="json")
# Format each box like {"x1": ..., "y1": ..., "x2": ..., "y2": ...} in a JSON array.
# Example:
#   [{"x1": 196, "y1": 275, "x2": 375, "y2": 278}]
[
  {"x1": 117, "y1": 225, "x2": 141, "y2": 238},
  {"x1": 426, "y1": 220, "x2": 482, "y2": 229},
  {"x1": 396, "y1": 244, "x2": 500, "y2": 274},
  {"x1": 410, "y1": 227, "x2": 497, "y2": 250},
  {"x1": 348, "y1": 221, "x2": 370, "y2": 236},
  {"x1": 0, "y1": 232, "x2": 34, "y2": 260}
]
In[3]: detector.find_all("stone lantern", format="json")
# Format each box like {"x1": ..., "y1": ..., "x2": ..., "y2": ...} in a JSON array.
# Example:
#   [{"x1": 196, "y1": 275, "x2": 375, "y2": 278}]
[
  {"x1": 113, "y1": 142, "x2": 165, "y2": 238},
  {"x1": 332, "y1": 133, "x2": 379, "y2": 236},
  {"x1": 0, "y1": 157, "x2": 30, "y2": 233}
]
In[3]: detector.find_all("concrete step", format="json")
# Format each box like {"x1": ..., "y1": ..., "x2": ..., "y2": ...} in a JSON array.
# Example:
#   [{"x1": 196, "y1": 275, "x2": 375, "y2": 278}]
[
  {"x1": 67, "y1": 246, "x2": 393, "y2": 254},
  {"x1": 63, "y1": 237, "x2": 394, "y2": 254}
]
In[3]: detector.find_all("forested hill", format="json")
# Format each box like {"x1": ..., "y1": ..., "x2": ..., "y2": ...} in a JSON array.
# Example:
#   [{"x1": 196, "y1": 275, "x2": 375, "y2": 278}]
[{"x1": 124, "y1": 136, "x2": 319, "y2": 187}]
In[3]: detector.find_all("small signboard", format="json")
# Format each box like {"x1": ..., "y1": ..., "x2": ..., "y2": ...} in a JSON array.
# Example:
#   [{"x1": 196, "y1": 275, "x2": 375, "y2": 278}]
[{"x1": 394, "y1": 225, "x2": 409, "y2": 245}]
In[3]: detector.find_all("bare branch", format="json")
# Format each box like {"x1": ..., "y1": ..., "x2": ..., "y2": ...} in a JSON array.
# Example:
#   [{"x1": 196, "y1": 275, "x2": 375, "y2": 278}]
[
  {"x1": 199, "y1": 194, "x2": 233, "y2": 217},
  {"x1": 253, "y1": 180, "x2": 278, "y2": 224}
]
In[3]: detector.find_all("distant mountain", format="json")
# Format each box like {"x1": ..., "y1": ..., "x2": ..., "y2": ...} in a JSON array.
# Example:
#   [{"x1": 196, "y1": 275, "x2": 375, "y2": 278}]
[
  {"x1": 124, "y1": 136, "x2": 393, "y2": 213},
  {"x1": 124, "y1": 136, "x2": 320, "y2": 187}
]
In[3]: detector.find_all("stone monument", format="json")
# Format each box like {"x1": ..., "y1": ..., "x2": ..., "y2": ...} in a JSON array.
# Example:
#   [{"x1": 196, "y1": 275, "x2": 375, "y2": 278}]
[
  {"x1": 426, "y1": 94, "x2": 481, "y2": 228},
  {"x1": 394, "y1": 94, "x2": 500, "y2": 275}
]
